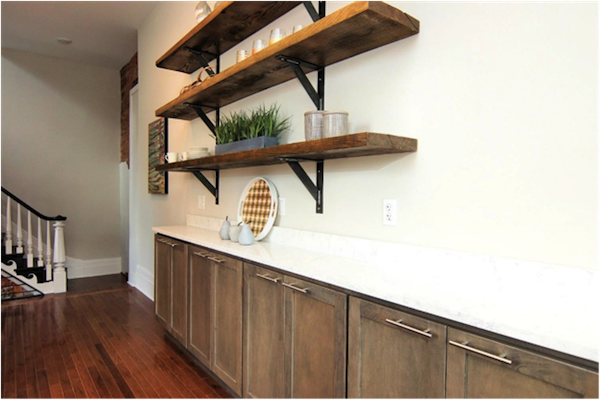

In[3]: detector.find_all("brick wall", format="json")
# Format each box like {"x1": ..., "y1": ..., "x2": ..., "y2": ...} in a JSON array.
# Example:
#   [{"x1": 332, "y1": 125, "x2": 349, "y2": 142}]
[{"x1": 120, "y1": 53, "x2": 138, "y2": 167}]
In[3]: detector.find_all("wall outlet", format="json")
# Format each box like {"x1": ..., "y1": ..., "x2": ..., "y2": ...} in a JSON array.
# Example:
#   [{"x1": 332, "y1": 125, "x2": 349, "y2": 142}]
[
  {"x1": 279, "y1": 197, "x2": 286, "y2": 216},
  {"x1": 198, "y1": 195, "x2": 206, "y2": 210},
  {"x1": 383, "y1": 199, "x2": 397, "y2": 226}
]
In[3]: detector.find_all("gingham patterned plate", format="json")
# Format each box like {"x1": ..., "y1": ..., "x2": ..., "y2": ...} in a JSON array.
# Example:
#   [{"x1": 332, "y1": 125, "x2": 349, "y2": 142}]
[{"x1": 237, "y1": 177, "x2": 278, "y2": 241}]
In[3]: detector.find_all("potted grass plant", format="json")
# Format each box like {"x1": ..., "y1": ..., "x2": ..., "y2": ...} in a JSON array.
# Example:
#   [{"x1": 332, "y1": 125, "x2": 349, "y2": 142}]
[{"x1": 213, "y1": 104, "x2": 290, "y2": 155}]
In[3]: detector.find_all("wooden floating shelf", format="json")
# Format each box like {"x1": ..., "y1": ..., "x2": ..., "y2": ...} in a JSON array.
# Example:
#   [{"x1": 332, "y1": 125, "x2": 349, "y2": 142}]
[
  {"x1": 156, "y1": 2, "x2": 419, "y2": 120},
  {"x1": 155, "y1": 132, "x2": 417, "y2": 172},
  {"x1": 156, "y1": 2, "x2": 302, "y2": 73}
]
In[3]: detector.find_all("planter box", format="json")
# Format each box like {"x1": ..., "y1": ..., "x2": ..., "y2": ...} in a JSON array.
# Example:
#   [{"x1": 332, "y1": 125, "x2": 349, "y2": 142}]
[{"x1": 215, "y1": 136, "x2": 278, "y2": 155}]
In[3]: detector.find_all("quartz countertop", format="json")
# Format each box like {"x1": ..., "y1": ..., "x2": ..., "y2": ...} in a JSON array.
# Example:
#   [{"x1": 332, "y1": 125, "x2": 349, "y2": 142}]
[{"x1": 153, "y1": 223, "x2": 599, "y2": 363}]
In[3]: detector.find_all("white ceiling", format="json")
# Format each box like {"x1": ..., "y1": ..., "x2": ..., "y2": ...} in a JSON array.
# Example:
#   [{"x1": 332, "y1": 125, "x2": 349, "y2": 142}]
[{"x1": 1, "y1": 1, "x2": 158, "y2": 70}]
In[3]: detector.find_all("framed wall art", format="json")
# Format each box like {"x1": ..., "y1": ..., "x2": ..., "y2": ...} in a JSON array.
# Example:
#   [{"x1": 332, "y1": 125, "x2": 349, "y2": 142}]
[{"x1": 148, "y1": 117, "x2": 168, "y2": 194}]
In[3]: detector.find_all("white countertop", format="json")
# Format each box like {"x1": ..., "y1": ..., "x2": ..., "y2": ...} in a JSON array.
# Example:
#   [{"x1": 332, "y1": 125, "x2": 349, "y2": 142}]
[{"x1": 153, "y1": 223, "x2": 599, "y2": 363}]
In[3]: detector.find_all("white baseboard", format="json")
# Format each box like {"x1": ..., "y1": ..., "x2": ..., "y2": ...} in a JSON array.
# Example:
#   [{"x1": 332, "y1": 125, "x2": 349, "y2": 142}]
[
  {"x1": 130, "y1": 264, "x2": 154, "y2": 300},
  {"x1": 66, "y1": 256, "x2": 122, "y2": 279}
]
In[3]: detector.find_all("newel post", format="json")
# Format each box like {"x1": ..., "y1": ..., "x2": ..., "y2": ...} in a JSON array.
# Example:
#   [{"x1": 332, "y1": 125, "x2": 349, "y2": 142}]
[{"x1": 53, "y1": 221, "x2": 67, "y2": 293}]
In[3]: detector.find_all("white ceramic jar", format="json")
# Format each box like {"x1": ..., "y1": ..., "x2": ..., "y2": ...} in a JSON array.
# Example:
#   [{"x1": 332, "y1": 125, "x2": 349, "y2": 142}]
[{"x1": 323, "y1": 111, "x2": 348, "y2": 137}]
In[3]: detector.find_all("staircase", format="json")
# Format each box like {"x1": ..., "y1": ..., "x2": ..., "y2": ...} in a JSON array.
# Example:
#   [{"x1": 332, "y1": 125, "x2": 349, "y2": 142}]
[{"x1": 1, "y1": 187, "x2": 67, "y2": 296}]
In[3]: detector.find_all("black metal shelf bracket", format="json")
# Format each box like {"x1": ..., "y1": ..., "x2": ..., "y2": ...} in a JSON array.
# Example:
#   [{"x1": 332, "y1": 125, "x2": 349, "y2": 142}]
[
  {"x1": 303, "y1": 1, "x2": 326, "y2": 22},
  {"x1": 183, "y1": 46, "x2": 220, "y2": 76},
  {"x1": 276, "y1": 55, "x2": 325, "y2": 110},
  {"x1": 279, "y1": 158, "x2": 324, "y2": 213},
  {"x1": 192, "y1": 169, "x2": 220, "y2": 204},
  {"x1": 185, "y1": 103, "x2": 220, "y2": 134}
]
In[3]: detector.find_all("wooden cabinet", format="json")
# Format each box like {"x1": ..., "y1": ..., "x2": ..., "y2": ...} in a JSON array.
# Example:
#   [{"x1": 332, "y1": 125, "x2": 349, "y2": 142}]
[
  {"x1": 212, "y1": 251, "x2": 243, "y2": 395},
  {"x1": 156, "y1": 234, "x2": 598, "y2": 399},
  {"x1": 243, "y1": 263, "x2": 285, "y2": 398},
  {"x1": 154, "y1": 235, "x2": 188, "y2": 345},
  {"x1": 347, "y1": 297, "x2": 447, "y2": 398},
  {"x1": 243, "y1": 264, "x2": 347, "y2": 398},
  {"x1": 188, "y1": 245, "x2": 214, "y2": 366},
  {"x1": 187, "y1": 246, "x2": 243, "y2": 395},
  {"x1": 446, "y1": 327, "x2": 599, "y2": 398},
  {"x1": 154, "y1": 236, "x2": 171, "y2": 328},
  {"x1": 283, "y1": 275, "x2": 347, "y2": 398}
]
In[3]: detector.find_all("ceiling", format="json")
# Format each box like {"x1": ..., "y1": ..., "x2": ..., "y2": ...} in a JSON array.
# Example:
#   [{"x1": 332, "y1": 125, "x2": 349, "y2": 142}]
[{"x1": 1, "y1": 1, "x2": 158, "y2": 70}]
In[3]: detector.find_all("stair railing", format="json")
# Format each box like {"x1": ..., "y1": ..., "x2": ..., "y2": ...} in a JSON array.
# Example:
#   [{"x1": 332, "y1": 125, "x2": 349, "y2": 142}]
[{"x1": 1, "y1": 187, "x2": 67, "y2": 291}]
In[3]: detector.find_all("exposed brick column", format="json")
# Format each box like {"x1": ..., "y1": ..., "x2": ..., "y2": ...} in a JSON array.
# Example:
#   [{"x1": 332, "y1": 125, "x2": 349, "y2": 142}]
[{"x1": 120, "y1": 53, "x2": 138, "y2": 167}]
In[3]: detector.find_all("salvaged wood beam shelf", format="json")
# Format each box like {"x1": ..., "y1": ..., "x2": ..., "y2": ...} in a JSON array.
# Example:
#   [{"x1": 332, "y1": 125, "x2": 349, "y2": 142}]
[
  {"x1": 155, "y1": 133, "x2": 417, "y2": 213},
  {"x1": 156, "y1": 1, "x2": 303, "y2": 73},
  {"x1": 156, "y1": 1, "x2": 419, "y2": 120}
]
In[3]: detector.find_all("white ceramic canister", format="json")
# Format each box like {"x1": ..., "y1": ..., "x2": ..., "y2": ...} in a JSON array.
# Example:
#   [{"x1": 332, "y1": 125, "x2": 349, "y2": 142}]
[
  {"x1": 322, "y1": 111, "x2": 348, "y2": 138},
  {"x1": 304, "y1": 110, "x2": 327, "y2": 141}
]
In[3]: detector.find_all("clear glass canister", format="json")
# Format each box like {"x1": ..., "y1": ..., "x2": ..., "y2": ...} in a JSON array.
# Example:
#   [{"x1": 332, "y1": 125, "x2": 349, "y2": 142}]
[
  {"x1": 304, "y1": 111, "x2": 327, "y2": 141},
  {"x1": 323, "y1": 111, "x2": 348, "y2": 137}
]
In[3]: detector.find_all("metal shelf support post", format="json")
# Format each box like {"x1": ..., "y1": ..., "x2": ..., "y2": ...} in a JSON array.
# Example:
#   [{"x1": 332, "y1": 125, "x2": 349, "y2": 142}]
[
  {"x1": 185, "y1": 103, "x2": 220, "y2": 135},
  {"x1": 191, "y1": 169, "x2": 220, "y2": 204},
  {"x1": 303, "y1": 1, "x2": 326, "y2": 22},
  {"x1": 276, "y1": 55, "x2": 325, "y2": 110},
  {"x1": 183, "y1": 47, "x2": 220, "y2": 76},
  {"x1": 280, "y1": 158, "x2": 324, "y2": 213}
]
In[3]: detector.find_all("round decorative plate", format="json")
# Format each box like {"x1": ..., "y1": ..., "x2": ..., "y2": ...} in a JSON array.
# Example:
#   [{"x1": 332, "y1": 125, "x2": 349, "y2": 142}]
[{"x1": 237, "y1": 177, "x2": 278, "y2": 241}]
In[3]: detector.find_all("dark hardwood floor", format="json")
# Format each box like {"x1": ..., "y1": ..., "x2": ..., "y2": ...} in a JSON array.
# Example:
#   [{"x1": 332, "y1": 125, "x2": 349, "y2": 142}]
[{"x1": 1, "y1": 274, "x2": 232, "y2": 398}]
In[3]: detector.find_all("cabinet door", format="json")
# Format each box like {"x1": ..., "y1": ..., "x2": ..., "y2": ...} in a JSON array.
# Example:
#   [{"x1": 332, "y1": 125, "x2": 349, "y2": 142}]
[
  {"x1": 447, "y1": 327, "x2": 599, "y2": 398},
  {"x1": 211, "y1": 252, "x2": 243, "y2": 395},
  {"x1": 188, "y1": 246, "x2": 214, "y2": 366},
  {"x1": 347, "y1": 297, "x2": 447, "y2": 398},
  {"x1": 243, "y1": 263, "x2": 285, "y2": 398},
  {"x1": 154, "y1": 235, "x2": 171, "y2": 328},
  {"x1": 283, "y1": 276, "x2": 347, "y2": 398},
  {"x1": 169, "y1": 239, "x2": 188, "y2": 345}
]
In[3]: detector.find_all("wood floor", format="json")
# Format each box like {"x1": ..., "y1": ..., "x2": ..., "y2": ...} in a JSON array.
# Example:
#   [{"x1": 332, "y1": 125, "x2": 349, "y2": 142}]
[{"x1": 1, "y1": 274, "x2": 232, "y2": 398}]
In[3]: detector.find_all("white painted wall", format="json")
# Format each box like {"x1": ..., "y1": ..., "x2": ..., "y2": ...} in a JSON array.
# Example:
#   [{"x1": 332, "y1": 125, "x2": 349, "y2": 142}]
[
  {"x1": 119, "y1": 161, "x2": 129, "y2": 274},
  {"x1": 1, "y1": 49, "x2": 122, "y2": 268},
  {"x1": 130, "y1": 1, "x2": 598, "y2": 294}
]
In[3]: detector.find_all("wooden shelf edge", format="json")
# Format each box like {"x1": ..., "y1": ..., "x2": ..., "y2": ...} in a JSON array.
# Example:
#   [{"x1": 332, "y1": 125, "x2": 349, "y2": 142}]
[
  {"x1": 154, "y1": 133, "x2": 417, "y2": 172},
  {"x1": 155, "y1": 1, "x2": 420, "y2": 120}
]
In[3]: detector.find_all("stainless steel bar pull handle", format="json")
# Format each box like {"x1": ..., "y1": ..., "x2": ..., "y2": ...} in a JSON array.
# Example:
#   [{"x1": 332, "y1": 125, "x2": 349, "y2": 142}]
[
  {"x1": 193, "y1": 252, "x2": 208, "y2": 258},
  {"x1": 282, "y1": 282, "x2": 309, "y2": 294},
  {"x1": 385, "y1": 318, "x2": 433, "y2": 338},
  {"x1": 448, "y1": 340, "x2": 513, "y2": 365},
  {"x1": 256, "y1": 273, "x2": 279, "y2": 283},
  {"x1": 207, "y1": 256, "x2": 224, "y2": 264}
]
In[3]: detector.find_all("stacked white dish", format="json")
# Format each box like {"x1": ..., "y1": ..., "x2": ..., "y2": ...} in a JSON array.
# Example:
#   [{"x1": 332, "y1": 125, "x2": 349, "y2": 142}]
[{"x1": 188, "y1": 146, "x2": 211, "y2": 159}]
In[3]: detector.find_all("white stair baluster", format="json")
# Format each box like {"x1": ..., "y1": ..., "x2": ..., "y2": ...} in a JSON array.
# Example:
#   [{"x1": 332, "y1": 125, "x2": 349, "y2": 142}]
[
  {"x1": 37, "y1": 217, "x2": 44, "y2": 267},
  {"x1": 5, "y1": 197, "x2": 12, "y2": 254},
  {"x1": 27, "y1": 211, "x2": 34, "y2": 267},
  {"x1": 53, "y1": 221, "x2": 67, "y2": 293},
  {"x1": 16, "y1": 205, "x2": 23, "y2": 253},
  {"x1": 46, "y1": 220, "x2": 53, "y2": 281}
]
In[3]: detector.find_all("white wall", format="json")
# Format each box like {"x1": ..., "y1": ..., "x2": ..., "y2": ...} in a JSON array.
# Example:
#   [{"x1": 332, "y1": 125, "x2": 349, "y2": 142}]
[
  {"x1": 1, "y1": 49, "x2": 122, "y2": 268},
  {"x1": 131, "y1": 1, "x2": 598, "y2": 295},
  {"x1": 130, "y1": 2, "x2": 195, "y2": 297}
]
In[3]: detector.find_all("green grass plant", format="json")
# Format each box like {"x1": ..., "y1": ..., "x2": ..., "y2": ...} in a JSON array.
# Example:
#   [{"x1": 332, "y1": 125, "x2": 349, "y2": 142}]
[{"x1": 213, "y1": 103, "x2": 290, "y2": 145}]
